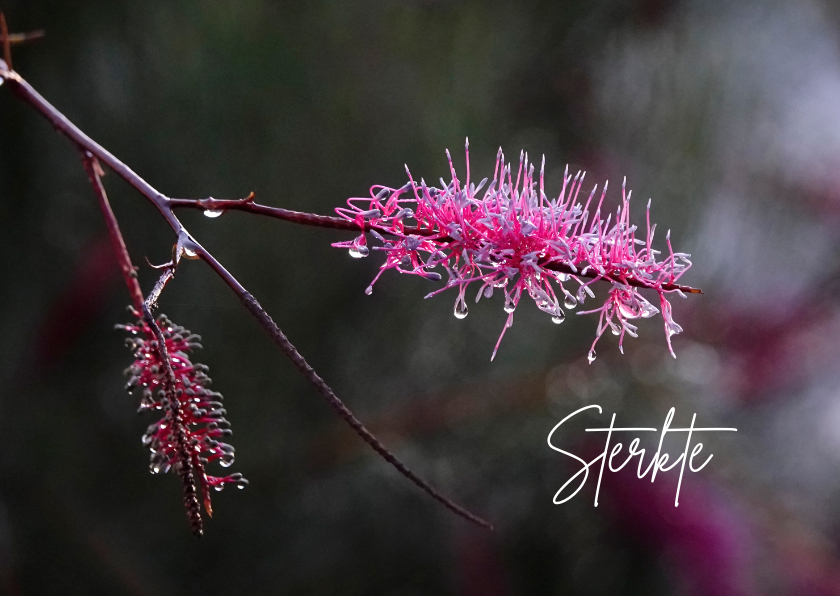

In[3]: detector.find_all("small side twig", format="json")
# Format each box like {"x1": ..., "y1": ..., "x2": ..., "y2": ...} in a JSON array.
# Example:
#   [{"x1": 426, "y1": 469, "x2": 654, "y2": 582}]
[
  {"x1": 81, "y1": 153, "x2": 145, "y2": 313},
  {"x1": 168, "y1": 196, "x2": 701, "y2": 295},
  {"x1": 0, "y1": 13, "x2": 12, "y2": 72}
]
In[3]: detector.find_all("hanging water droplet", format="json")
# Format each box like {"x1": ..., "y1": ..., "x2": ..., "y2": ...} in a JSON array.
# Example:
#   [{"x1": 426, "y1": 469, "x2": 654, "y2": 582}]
[
  {"x1": 348, "y1": 245, "x2": 369, "y2": 258},
  {"x1": 552, "y1": 311, "x2": 565, "y2": 324},
  {"x1": 182, "y1": 245, "x2": 198, "y2": 259},
  {"x1": 640, "y1": 302, "x2": 659, "y2": 318},
  {"x1": 564, "y1": 295, "x2": 577, "y2": 309},
  {"x1": 587, "y1": 349, "x2": 596, "y2": 364},
  {"x1": 454, "y1": 301, "x2": 469, "y2": 319},
  {"x1": 214, "y1": 485, "x2": 224, "y2": 492},
  {"x1": 504, "y1": 298, "x2": 516, "y2": 313},
  {"x1": 365, "y1": 286, "x2": 373, "y2": 295},
  {"x1": 203, "y1": 209, "x2": 223, "y2": 218},
  {"x1": 237, "y1": 484, "x2": 246, "y2": 489},
  {"x1": 611, "y1": 325, "x2": 620, "y2": 336}
]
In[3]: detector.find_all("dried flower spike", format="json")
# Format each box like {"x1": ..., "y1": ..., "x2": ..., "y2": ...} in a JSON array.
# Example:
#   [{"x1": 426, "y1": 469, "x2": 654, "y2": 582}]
[
  {"x1": 334, "y1": 140, "x2": 694, "y2": 361},
  {"x1": 119, "y1": 312, "x2": 247, "y2": 536}
]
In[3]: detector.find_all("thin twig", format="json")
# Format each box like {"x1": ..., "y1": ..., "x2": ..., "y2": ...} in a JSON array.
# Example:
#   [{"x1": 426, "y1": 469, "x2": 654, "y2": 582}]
[
  {"x1": 0, "y1": 13, "x2": 12, "y2": 71},
  {"x1": 6, "y1": 30, "x2": 45, "y2": 45},
  {"x1": 81, "y1": 153, "x2": 145, "y2": 312},
  {"x1": 168, "y1": 196, "x2": 701, "y2": 294}
]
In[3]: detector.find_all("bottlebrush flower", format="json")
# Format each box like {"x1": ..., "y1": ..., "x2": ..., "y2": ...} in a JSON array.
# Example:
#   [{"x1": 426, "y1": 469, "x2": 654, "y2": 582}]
[
  {"x1": 119, "y1": 313, "x2": 247, "y2": 535},
  {"x1": 333, "y1": 140, "x2": 694, "y2": 361}
]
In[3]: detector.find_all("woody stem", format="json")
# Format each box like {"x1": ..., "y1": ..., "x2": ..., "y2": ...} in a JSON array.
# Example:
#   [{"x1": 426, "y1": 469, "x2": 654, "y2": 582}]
[{"x1": 1, "y1": 59, "x2": 493, "y2": 530}]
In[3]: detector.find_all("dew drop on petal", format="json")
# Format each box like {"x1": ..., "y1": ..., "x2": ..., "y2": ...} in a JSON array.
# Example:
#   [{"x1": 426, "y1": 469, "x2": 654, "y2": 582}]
[
  {"x1": 203, "y1": 209, "x2": 223, "y2": 218},
  {"x1": 454, "y1": 302, "x2": 469, "y2": 319},
  {"x1": 587, "y1": 349, "x2": 596, "y2": 364},
  {"x1": 552, "y1": 312, "x2": 565, "y2": 324},
  {"x1": 349, "y1": 246, "x2": 369, "y2": 258},
  {"x1": 504, "y1": 296, "x2": 516, "y2": 313},
  {"x1": 564, "y1": 295, "x2": 577, "y2": 309},
  {"x1": 365, "y1": 286, "x2": 373, "y2": 295}
]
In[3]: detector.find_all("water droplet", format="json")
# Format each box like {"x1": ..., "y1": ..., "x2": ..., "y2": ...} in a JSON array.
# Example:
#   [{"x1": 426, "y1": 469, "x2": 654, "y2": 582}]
[
  {"x1": 214, "y1": 485, "x2": 224, "y2": 492},
  {"x1": 563, "y1": 295, "x2": 577, "y2": 309},
  {"x1": 182, "y1": 246, "x2": 198, "y2": 259},
  {"x1": 552, "y1": 312, "x2": 565, "y2": 324},
  {"x1": 348, "y1": 246, "x2": 369, "y2": 258},
  {"x1": 504, "y1": 296, "x2": 516, "y2": 313},
  {"x1": 611, "y1": 325, "x2": 620, "y2": 336},
  {"x1": 237, "y1": 484, "x2": 246, "y2": 489},
  {"x1": 640, "y1": 302, "x2": 659, "y2": 318},
  {"x1": 454, "y1": 302, "x2": 469, "y2": 319},
  {"x1": 365, "y1": 286, "x2": 373, "y2": 295},
  {"x1": 203, "y1": 209, "x2": 223, "y2": 218},
  {"x1": 587, "y1": 349, "x2": 596, "y2": 364}
]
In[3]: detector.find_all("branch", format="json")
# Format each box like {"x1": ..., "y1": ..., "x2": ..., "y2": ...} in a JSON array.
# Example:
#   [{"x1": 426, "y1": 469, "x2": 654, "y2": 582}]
[
  {"x1": 1, "y1": 58, "x2": 492, "y2": 529},
  {"x1": 168, "y1": 196, "x2": 701, "y2": 295}
]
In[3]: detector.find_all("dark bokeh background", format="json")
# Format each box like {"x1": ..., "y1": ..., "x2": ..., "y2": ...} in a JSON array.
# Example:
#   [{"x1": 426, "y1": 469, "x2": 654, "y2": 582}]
[{"x1": 3, "y1": 0, "x2": 840, "y2": 594}]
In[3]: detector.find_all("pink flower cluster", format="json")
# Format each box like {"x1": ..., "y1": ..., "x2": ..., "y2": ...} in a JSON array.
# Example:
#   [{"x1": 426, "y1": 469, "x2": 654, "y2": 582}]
[
  {"x1": 333, "y1": 141, "x2": 692, "y2": 361},
  {"x1": 120, "y1": 314, "x2": 247, "y2": 523}
]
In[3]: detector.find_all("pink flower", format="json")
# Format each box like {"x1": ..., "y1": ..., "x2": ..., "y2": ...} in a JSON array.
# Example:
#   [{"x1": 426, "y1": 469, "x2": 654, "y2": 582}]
[
  {"x1": 120, "y1": 314, "x2": 246, "y2": 534},
  {"x1": 334, "y1": 141, "x2": 693, "y2": 361}
]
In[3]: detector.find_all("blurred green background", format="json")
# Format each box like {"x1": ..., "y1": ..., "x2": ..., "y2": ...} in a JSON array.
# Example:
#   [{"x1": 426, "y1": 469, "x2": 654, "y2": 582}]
[{"x1": 4, "y1": 0, "x2": 840, "y2": 594}]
